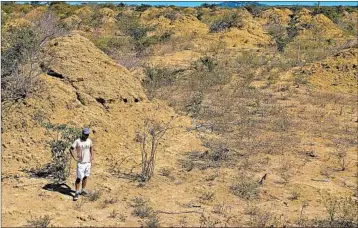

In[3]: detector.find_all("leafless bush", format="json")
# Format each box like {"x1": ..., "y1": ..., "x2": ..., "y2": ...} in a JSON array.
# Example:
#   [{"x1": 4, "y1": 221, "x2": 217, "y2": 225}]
[
  {"x1": 335, "y1": 151, "x2": 350, "y2": 171},
  {"x1": 116, "y1": 54, "x2": 141, "y2": 69},
  {"x1": 33, "y1": 11, "x2": 68, "y2": 46},
  {"x1": 136, "y1": 117, "x2": 175, "y2": 181},
  {"x1": 1, "y1": 11, "x2": 67, "y2": 103}
]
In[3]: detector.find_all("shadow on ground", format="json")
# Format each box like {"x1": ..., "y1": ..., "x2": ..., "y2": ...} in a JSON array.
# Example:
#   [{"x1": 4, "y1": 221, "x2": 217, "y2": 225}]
[{"x1": 43, "y1": 183, "x2": 75, "y2": 197}]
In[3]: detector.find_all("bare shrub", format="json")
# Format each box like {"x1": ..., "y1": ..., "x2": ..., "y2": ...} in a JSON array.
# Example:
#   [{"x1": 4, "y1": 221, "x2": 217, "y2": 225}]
[
  {"x1": 136, "y1": 117, "x2": 175, "y2": 181},
  {"x1": 2, "y1": 27, "x2": 44, "y2": 103},
  {"x1": 297, "y1": 200, "x2": 309, "y2": 227},
  {"x1": 336, "y1": 151, "x2": 350, "y2": 171},
  {"x1": 1, "y1": 11, "x2": 67, "y2": 103},
  {"x1": 164, "y1": 10, "x2": 182, "y2": 23}
]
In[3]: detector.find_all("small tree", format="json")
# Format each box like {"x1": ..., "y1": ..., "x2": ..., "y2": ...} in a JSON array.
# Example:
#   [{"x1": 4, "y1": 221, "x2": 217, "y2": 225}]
[{"x1": 136, "y1": 117, "x2": 175, "y2": 181}]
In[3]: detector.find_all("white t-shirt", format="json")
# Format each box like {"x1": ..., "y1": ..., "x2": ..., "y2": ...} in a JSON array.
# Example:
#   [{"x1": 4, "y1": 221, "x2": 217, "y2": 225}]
[{"x1": 72, "y1": 138, "x2": 93, "y2": 163}]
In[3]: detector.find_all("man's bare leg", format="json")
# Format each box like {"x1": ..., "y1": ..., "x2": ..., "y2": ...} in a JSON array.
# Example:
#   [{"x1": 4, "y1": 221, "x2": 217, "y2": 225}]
[
  {"x1": 82, "y1": 176, "x2": 88, "y2": 190},
  {"x1": 75, "y1": 178, "x2": 81, "y2": 193},
  {"x1": 74, "y1": 178, "x2": 81, "y2": 201}
]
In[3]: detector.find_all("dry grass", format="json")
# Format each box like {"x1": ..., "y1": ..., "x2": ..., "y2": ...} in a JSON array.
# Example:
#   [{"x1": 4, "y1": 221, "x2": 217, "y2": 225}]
[
  {"x1": 87, "y1": 189, "x2": 101, "y2": 202},
  {"x1": 26, "y1": 215, "x2": 51, "y2": 227}
]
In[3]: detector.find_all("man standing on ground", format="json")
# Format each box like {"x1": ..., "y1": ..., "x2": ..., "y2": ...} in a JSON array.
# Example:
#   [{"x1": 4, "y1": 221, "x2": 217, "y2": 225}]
[{"x1": 69, "y1": 127, "x2": 94, "y2": 201}]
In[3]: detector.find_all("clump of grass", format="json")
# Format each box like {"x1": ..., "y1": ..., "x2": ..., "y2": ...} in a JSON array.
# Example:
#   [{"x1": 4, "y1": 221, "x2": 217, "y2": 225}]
[
  {"x1": 205, "y1": 172, "x2": 218, "y2": 181},
  {"x1": 249, "y1": 208, "x2": 278, "y2": 227},
  {"x1": 142, "y1": 214, "x2": 160, "y2": 228},
  {"x1": 88, "y1": 189, "x2": 101, "y2": 202},
  {"x1": 130, "y1": 196, "x2": 147, "y2": 208},
  {"x1": 132, "y1": 205, "x2": 154, "y2": 218},
  {"x1": 108, "y1": 209, "x2": 119, "y2": 219},
  {"x1": 231, "y1": 174, "x2": 260, "y2": 200},
  {"x1": 74, "y1": 198, "x2": 86, "y2": 211},
  {"x1": 288, "y1": 189, "x2": 300, "y2": 201},
  {"x1": 199, "y1": 213, "x2": 220, "y2": 227},
  {"x1": 159, "y1": 166, "x2": 172, "y2": 177},
  {"x1": 198, "y1": 190, "x2": 215, "y2": 202},
  {"x1": 26, "y1": 215, "x2": 51, "y2": 227},
  {"x1": 129, "y1": 196, "x2": 155, "y2": 219},
  {"x1": 118, "y1": 213, "x2": 127, "y2": 222},
  {"x1": 212, "y1": 203, "x2": 226, "y2": 215}
]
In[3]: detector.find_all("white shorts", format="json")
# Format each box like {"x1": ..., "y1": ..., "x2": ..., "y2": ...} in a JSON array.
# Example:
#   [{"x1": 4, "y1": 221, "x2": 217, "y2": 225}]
[{"x1": 76, "y1": 163, "x2": 91, "y2": 179}]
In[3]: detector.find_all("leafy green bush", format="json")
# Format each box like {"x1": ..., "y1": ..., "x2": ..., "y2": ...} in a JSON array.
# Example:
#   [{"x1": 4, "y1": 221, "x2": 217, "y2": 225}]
[
  {"x1": 142, "y1": 67, "x2": 178, "y2": 100},
  {"x1": 33, "y1": 121, "x2": 82, "y2": 183},
  {"x1": 135, "y1": 4, "x2": 152, "y2": 12},
  {"x1": 93, "y1": 36, "x2": 130, "y2": 55},
  {"x1": 117, "y1": 12, "x2": 159, "y2": 55},
  {"x1": 49, "y1": 2, "x2": 78, "y2": 19},
  {"x1": 118, "y1": 13, "x2": 151, "y2": 40}
]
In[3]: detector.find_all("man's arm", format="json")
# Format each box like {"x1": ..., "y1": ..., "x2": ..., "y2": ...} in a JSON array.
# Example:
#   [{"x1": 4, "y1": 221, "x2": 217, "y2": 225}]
[
  {"x1": 69, "y1": 146, "x2": 80, "y2": 162},
  {"x1": 90, "y1": 145, "x2": 94, "y2": 164}
]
